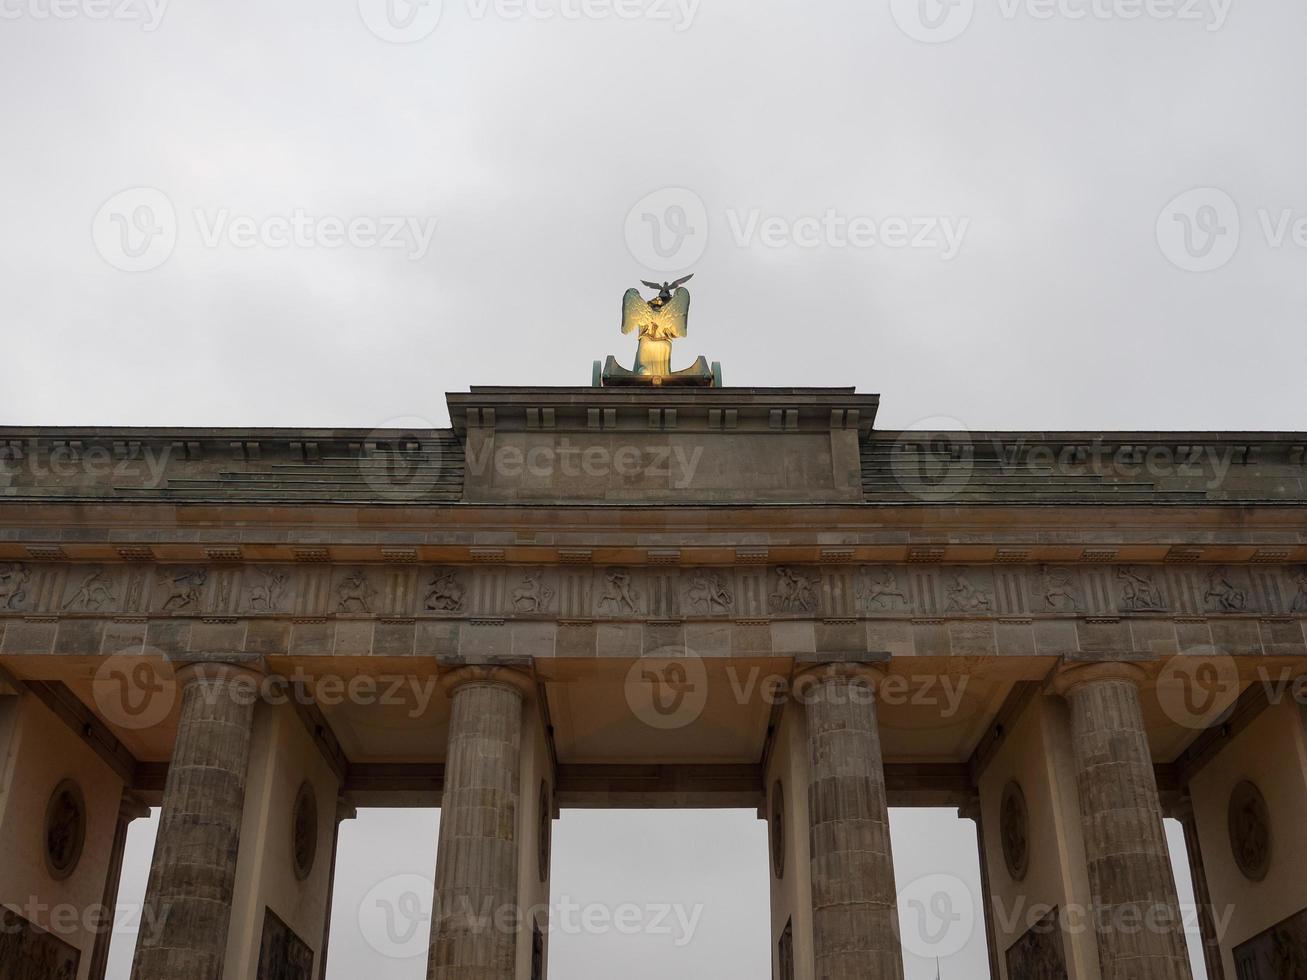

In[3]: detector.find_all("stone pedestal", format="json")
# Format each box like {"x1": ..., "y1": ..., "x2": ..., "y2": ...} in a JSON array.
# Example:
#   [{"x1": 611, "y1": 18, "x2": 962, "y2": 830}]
[
  {"x1": 428, "y1": 665, "x2": 533, "y2": 980},
  {"x1": 1053, "y1": 662, "x2": 1193, "y2": 980},
  {"x1": 795, "y1": 662, "x2": 904, "y2": 980},
  {"x1": 131, "y1": 661, "x2": 261, "y2": 980}
]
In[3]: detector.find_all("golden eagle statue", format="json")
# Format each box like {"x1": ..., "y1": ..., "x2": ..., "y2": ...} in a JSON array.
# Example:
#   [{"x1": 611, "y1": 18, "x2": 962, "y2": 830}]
[{"x1": 594, "y1": 275, "x2": 721, "y2": 387}]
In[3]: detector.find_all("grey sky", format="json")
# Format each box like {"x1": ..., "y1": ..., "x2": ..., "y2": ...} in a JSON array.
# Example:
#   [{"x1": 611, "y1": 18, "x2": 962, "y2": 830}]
[{"x1": 2, "y1": 0, "x2": 1291, "y2": 975}]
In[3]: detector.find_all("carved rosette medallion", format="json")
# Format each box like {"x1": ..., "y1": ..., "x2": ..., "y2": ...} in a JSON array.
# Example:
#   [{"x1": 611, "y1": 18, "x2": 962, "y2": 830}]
[
  {"x1": 291, "y1": 781, "x2": 318, "y2": 881},
  {"x1": 770, "y1": 781, "x2": 785, "y2": 879},
  {"x1": 44, "y1": 779, "x2": 87, "y2": 881},
  {"x1": 1000, "y1": 781, "x2": 1030, "y2": 882},
  {"x1": 1228, "y1": 780, "x2": 1271, "y2": 882}
]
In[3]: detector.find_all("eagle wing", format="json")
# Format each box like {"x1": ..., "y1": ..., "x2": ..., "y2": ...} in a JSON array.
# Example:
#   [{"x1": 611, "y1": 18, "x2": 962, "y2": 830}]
[
  {"x1": 659, "y1": 286, "x2": 690, "y2": 338},
  {"x1": 621, "y1": 288, "x2": 653, "y2": 335}
]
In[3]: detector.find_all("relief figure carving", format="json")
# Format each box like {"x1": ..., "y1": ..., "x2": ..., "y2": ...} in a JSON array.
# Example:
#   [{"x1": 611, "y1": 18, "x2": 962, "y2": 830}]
[
  {"x1": 512, "y1": 570, "x2": 555, "y2": 613},
  {"x1": 63, "y1": 567, "x2": 115, "y2": 611},
  {"x1": 0, "y1": 562, "x2": 31, "y2": 610},
  {"x1": 1118, "y1": 565, "x2": 1165, "y2": 610},
  {"x1": 945, "y1": 572, "x2": 992, "y2": 612},
  {"x1": 336, "y1": 570, "x2": 375, "y2": 613},
  {"x1": 1204, "y1": 567, "x2": 1248, "y2": 612},
  {"x1": 160, "y1": 568, "x2": 207, "y2": 611},
  {"x1": 857, "y1": 568, "x2": 906, "y2": 611},
  {"x1": 1290, "y1": 567, "x2": 1307, "y2": 614},
  {"x1": 424, "y1": 569, "x2": 466, "y2": 612},
  {"x1": 1039, "y1": 565, "x2": 1080, "y2": 611},
  {"x1": 686, "y1": 570, "x2": 733, "y2": 615},
  {"x1": 769, "y1": 567, "x2": 817, "y2": 613},
  {"x1": 598, "y1": 569, "x2": 641, "y2": 615},
  {"x1": 248, "y1": 568, "x2": 288, "y2": 612}
]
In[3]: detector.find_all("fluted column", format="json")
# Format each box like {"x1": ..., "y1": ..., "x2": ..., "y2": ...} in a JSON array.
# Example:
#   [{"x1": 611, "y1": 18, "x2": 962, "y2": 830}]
[
  {"x1": 795, "y1": 662, "x2": 904, "y2": 980},
  {"x1": 317, "y1": 798, "x2": 357, "y2": 980},
  {"x1": 1053, "y1": 662, "x2": 1193, "y2": 980},
  {"x1": 89, "y1": 791, "x2": 150, "y2": 980},
  {"x1": 131, "y1": 661, "x2": 261, "y2": 980},
  {"x1": 958, "y1": 799, "x2": 1001, "y2": 980},
  {"x1": 1166, "y1": 797, "x2": 1225, "y2": 980},
  {"x1": 428, "y1": 665, "x2": 532, "y2": 980}
]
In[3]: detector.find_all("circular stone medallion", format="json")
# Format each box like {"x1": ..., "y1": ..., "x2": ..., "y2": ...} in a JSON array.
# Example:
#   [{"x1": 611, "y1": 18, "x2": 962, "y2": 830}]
[
  {"x1": 44, "y1": 779, "x2": 87, "y2": 880},
  {"x1": 999, "y1": 781, "x2": 1030, "y2": 882},
  {"x1": 292, "y1": 781, "x2": 318, "y2": 881},
  {"x1": 1228, "y1": 780, "x2": 1271, "y2": 882},
  {"x1": 770, "y1": 781, "x2": 785, "y2": 879}
]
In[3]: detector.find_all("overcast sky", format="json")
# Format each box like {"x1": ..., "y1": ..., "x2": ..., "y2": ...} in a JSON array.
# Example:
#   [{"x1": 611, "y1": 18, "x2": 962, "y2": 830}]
[{"x1": 3, "y1": 0, "x2": 1295, "y2": 976}]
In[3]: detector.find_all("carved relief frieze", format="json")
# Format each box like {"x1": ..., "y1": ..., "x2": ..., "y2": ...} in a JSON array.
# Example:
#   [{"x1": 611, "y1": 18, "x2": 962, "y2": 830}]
[
  {"x1": 335, "y1": 568, "x2": 376, "y2": 614},
  {"x1": 1033, "y1": 565, "x2": 1083, "y2": 613},
  {"x1": 512, "y1": 568, "x2": 556, "y2": 614},
  {"x1": 768, "y1": 567, "x2": 818, "y2": 614},
  {"x1": 596, "y1": 568, "x2": 642, "y2": 616},
  {"x1": 0, "y1": 561, "x2": 32, "y2": 611},
  {"x1": 855, "y1": 566, "x2": 909, "y2": 614},
  {"x1": 61, "y1": 565, "x2": 117, "y2": 611},
  {"x1": 942, "y1": 568, "x2": 994, "y2": 614},
  {"x1": 245, "y1": 567, "x2": 290, "y2": 613},
  {"x1": 685, "y1": 569, "x2": 734, "y2": 616},
  {"x1": 1, "y1": 562, "x2": 1301, "y2": 626},
  {"x1": 1116, "y1": 564, "x2": 1167, "y2": 612},
  {"x1": 424, "y1": 567, "x2": 467, "y2": 613}
]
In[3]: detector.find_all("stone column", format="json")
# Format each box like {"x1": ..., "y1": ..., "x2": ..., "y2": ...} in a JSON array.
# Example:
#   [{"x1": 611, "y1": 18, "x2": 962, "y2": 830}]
[
  {"x1": 1053, "y1": 662, "x2": 1193, "y2": 980},
  {"x1": 795, "y1": 662, "x2": 904, "y2": 980},
  {"x1": 957, "y1": 800, "x2": 1001, "y2": 980},
  {"x1": 88, "y1": 790, "x2": 151, "y2": 980},
  {"x1": 428, "y1": 665, "x2": 533, "y2": 980},
  {"x1": 131, "y1": 661, "x2": 261, "y2": 980},
  {"x1": 1166, "y1": 796, "x2": 1226, "y2": 980},
  {"x1": 317, "y1": 798, "x2": 358, "y2": 980}
]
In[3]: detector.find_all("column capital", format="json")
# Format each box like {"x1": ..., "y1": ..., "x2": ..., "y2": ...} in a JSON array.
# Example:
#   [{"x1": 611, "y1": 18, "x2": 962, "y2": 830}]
[
  {"x1": 173, "y1": 657, "x2": 266, "y2": 687},
  {"x1": 119, "y1": 791, "x2": 150, "y2": 824},
  {"x1": 957, "y1": 797, "x2": 982, "y2": 823},
  {"x1": 439, "y1": 663, "x2": 535, "y2": 699},
  {"x1": 792, "y1": 659, "x2": 888, "y2": 699},
  {"x1": 1050, "y1": 659, "x2": 1147, "y2": 697}
]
